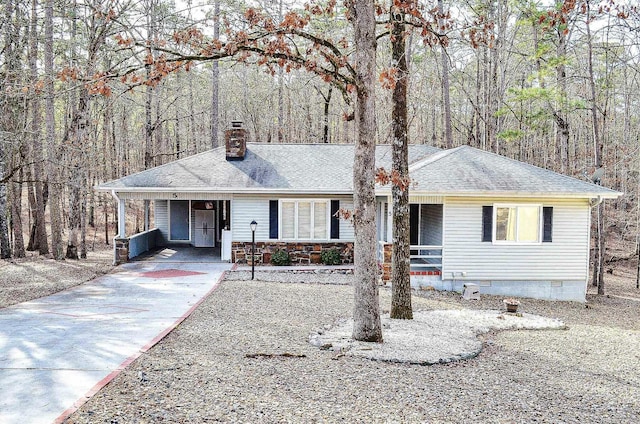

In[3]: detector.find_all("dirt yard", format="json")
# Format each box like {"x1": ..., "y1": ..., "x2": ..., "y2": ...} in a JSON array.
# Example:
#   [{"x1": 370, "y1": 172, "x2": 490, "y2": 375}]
[{"x1": 0, "y1": 245, "x2": 113, "y2": 309}]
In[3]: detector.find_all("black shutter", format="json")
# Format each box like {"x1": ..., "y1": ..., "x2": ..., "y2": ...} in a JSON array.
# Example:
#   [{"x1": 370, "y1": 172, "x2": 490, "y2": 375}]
[
  {"x1": 330, "y1": 200, "x2": 340, "y2": 239},
  {"x1": 482, "y1": 206, "x2": 493, "y2": 242},
  {"x1": 269, "y1": 200, "x2": 278, "y2": 239},
  {"x1": 543, "y1": 206, "x2": 553, "y2": 242}
]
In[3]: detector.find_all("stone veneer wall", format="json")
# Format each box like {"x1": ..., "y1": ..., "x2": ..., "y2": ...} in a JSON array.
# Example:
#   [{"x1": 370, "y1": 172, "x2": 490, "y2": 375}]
[
  {"x1": 232, "y1": 241, "x2": 353, "y2": 265},
  {"x1": 114, "y1": 238, "x2": 129, "y2": 265}
]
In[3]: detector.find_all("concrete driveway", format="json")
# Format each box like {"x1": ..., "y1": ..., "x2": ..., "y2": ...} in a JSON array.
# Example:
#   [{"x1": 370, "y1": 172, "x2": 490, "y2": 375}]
[{"x1": 0, "y1": 259, "x2": 232, "y2": 424}]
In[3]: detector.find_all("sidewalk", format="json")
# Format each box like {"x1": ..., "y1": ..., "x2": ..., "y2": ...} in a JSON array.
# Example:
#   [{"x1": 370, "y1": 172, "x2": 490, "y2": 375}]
[{"x1": 0, "y1": 261, "x2": 232, "y2": 424}]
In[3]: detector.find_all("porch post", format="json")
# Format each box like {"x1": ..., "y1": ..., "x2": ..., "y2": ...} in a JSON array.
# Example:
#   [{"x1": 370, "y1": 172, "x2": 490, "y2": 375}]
[
  {"x1": 111, "y1": 191, "x2": 129, "y2": 265},
  {"x1": 144, "y1": 200, "x2": 150, "y2": 231},
  {"x1": 117, "y1": 197, "x2": 126, "y2": 238}
]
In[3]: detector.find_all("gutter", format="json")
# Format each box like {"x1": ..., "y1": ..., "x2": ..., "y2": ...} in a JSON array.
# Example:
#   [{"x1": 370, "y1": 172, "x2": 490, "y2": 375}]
[{"x1": 589, "y1": 195, "x2": 604, "y2": 208}]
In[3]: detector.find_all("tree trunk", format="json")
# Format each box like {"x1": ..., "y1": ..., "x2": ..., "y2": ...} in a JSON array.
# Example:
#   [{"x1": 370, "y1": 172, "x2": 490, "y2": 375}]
[
  {"x1": 389, "y1": 6, "x2": 412, "y2": 320},
  {"x1": 277, "y1": 0, "x2": 284, "y2": 143},
  {"x1": 211, "y1": 0, "x2": 220, "y2": 148},
  {"x1": 555, "y1": 27, "x2": 569, "y2": 173},
  {"x1": 322, "y1": 87, "x2": 332, "y2": 143},
  {"x1": 585, "y1": 3, "x2": 605, "y2": 294},
  {"x1": 0, "y1": 182, "x2": 10, "y2": 258},
  {"x1": 350, "y1": 0, "x2": 383, "y2": 342},
  {"x1": 0, "y1": 0, "x2": 17, "y2": 259},
  {"x1": 30, "y1": 0, "x2": 49, "y2": 255},
  {"x1": 438, "y1": 0, "x2": 453, "y2": 149},
  {"x1": 11, "y1": 174, "x2": 25, "y2": 258},
  {"x1": 45, "y1": 0, "x2": 64, "y2": 259}
]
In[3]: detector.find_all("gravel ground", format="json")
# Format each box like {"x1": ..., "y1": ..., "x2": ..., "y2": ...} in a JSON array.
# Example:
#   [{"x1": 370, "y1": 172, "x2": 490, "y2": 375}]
[
  {"x1": 64, "y1": 270, "x2": 640, "y2": 423},
  {"x1": 310, "y1": 309, "x2": 566, "y2": 364},
  {"x1": 0, "y1": 247, "x2": 113, "y2": 309}
]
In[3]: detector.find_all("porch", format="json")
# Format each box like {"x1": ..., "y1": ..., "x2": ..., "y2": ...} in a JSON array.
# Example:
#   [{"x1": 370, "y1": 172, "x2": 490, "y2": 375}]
[
  {"x1": 111, "y1": 195, "x2": 232, "y2": 264},
  {"x1": 376, "y1": 199, "x2": 443, "y2": 285}
]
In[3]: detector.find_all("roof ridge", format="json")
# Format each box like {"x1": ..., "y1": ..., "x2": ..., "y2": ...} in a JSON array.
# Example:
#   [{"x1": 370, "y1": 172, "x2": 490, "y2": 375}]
[{"x1": 408, "y1": 145, "x2": 465, "y2": 172}]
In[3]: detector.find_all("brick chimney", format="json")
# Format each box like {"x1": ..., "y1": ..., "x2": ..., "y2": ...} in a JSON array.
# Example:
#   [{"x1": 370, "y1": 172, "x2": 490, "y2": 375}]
[{"x1": 225, "y1": 121, "x2": 247, "y2": 161}]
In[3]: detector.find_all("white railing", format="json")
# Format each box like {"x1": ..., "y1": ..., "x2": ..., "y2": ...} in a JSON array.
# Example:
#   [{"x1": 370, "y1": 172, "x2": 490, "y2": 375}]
[
  {"x1": 378, "y1": 242, "x2": 442, "y2": 269},
  {"x1": 410, "y1": 244, "x2": 443, "y2": 269}
]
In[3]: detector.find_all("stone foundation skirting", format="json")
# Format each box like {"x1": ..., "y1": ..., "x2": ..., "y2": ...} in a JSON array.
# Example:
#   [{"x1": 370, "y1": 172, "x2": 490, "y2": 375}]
[{"x1": 231, "y1": 241, "x2": 353, "y2": 265}]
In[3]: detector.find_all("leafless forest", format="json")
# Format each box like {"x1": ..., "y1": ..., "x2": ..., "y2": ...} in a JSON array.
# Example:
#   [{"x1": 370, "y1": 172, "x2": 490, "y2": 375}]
[{"x1": 1, "y1": 0, "x2": 639, "y2": 290}]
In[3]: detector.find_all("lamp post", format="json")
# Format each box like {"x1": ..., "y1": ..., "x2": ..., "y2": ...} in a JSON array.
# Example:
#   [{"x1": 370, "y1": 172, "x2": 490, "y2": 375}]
[{"x1": 250, "y1": 220, "x2": 257, "y2": 280}]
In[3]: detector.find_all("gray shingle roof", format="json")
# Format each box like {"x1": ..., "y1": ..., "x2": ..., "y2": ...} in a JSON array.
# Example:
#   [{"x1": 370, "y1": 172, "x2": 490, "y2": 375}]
[
  {"x1": 97, "y1": 143, "x2": 440, "y2": 193},
  {"x1": 97, "y1": 143, "x2": 621, "y2": 198},
  {"x1": 404, "y1": 146, "x2": 620, "y2": 198}
]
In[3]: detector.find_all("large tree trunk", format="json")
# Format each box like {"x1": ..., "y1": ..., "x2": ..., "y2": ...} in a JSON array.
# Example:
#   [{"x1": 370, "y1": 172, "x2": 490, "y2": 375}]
[
  {"x1": 389, "y1": 6, "x2": 412, "y2": 320},
  {"x1": 350, "y1": 0, "x2": 383, "y2": 342}
]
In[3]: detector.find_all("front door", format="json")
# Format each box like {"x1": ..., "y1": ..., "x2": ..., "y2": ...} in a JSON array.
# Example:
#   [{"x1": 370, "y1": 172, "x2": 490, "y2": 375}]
[{"x1": 194, "y1": 210, "x2": 215, "y2": 247}]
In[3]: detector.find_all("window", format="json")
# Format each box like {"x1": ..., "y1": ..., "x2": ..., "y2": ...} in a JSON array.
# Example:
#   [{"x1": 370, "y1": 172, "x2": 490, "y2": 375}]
[
  {"x1": 494, "y1": 204, "x2": 541, "y2": 243},
  {"x1": 280, "y1": 200, "x2": 329, "y2": 240}
]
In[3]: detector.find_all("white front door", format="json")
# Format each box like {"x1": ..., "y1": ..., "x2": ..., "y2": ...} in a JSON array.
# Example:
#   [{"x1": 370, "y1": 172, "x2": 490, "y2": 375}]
[{"x1": 194, "y1": 210, "x2": 215, "y2": 247}]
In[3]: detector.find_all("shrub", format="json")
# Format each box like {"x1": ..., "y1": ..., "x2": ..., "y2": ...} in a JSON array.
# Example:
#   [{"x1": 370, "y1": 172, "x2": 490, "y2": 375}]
[
  {"x1": 270, "y1": 249, "x2": 291, "y2": 266},
  {"x1": 321, "y1": 248, "x2": 342, "y2": 265}
]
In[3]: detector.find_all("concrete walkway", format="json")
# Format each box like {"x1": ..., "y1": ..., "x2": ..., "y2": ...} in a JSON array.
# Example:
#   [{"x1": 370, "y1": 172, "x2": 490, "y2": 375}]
[{"x1": 0, "y1": 260, "x2": 232, "y2": 424}]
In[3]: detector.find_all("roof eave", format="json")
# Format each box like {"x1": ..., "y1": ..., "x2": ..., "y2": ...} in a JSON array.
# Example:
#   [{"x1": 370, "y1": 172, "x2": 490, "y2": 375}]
[
  {"x1": 374, "y1": 188, "x2": 623, "y2": 199},
  {"x1": 95, "y1": 186, "x2": 354, "y2": 195}
]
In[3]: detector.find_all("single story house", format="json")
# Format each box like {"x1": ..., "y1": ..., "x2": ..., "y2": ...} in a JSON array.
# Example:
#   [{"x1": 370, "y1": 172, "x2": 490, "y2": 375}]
[{"x1": 97, "y1": 122, "x2": 621, "y2": 301}]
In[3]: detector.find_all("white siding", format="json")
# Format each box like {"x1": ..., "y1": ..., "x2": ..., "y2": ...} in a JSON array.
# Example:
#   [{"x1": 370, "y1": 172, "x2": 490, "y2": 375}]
[
  {"x1": 231, "y1": 194, "x2": 355, "y2": 242},
  {"x1": 232, "y1": 196, "x2": 271, "y2": 242},
  {"x1": 154, "y1": 200, "x2": 168, "y2": 244},
  {"x1": 339, "y1": 198, "x2": 355, "y2": 241},
  {"x1": 443, "y1": 197, "x2": 590, "y2": 281}
]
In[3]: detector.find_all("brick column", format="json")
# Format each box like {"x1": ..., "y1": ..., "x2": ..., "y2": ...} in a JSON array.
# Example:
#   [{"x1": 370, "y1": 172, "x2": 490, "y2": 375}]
[
  {"x1": 381, "y1": 242, "x2": 392, "y2": 284},
  {"x1": 114, "y1": 237, "x2": 129, "y2": 265}
]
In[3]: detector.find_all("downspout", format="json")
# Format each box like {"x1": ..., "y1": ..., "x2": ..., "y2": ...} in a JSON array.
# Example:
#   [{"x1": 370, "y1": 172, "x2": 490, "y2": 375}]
[
  {"x1": 589, "y1": 195, "x2": 603, "y2": 208},
  {"x1": 110, "y1": 190, "x2": 123, "y2": 265},
  {"x1": 110, "y1": 190, "x2": 120, "y2": 236},
  {"x1": 587, "y1": 195, "x2": 604, "y2": 299}
]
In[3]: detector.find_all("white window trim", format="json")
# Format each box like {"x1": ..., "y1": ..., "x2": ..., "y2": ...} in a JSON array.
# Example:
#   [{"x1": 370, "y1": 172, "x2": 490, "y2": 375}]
[
  {"x1": 492, "y1": 203, "x2": 542, "y2": 245},
  {"x1": 279, "y1": 199, "x2": 330, "y2": 241}
]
